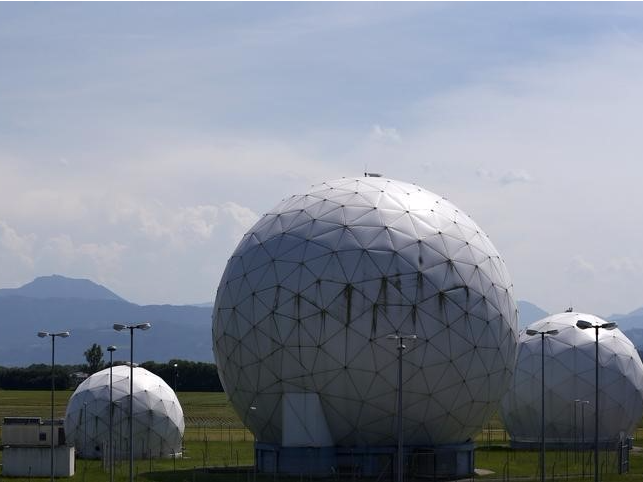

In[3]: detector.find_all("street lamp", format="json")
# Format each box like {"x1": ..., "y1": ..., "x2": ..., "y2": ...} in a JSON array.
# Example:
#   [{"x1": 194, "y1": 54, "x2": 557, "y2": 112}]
[
  {"x1": 526, "y1": 328, "x2": 559, "y2": 482},
  {"x1": 173, "y1": 363, "x2": 178, "y2": 392},
  {"x1": 575, "y1": 319, "x2": 617, "y2": 482},
  {"x1": 107, "y1": 345, "x2": 117, "y2": 482},
  {"x1": 575, "y1": 399, "x2": 590, "y2": 476},
  {"x1": 83, "y1": 402, "x2": 88, "y2": 458},
  {"x1": 387, "y1": 333, "x2": 417, "y2": 482},
  {"x1": 113, "y1": 322, "x2": 151, "y2": 482},
  {"x1": 37, "y1": 330, "x2": 70, "y2": 482}
]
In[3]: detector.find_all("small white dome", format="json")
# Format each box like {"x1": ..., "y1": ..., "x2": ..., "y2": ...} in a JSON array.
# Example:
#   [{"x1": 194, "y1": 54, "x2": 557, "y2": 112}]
[
  {"x1": 500, "y1": 312, "x2": 643, "y2": 444},
  {"x1": 64, "y1": 365, "x2": 185, "y2": 459}
]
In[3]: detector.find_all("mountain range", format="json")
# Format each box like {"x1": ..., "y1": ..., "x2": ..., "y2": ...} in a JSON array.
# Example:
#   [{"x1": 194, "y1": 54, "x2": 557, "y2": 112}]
[
  {"x1": 1, "y1": 275, "x2": 642, "y2": 367},
  {"x1": 0, "y1": 275, "x2": 213, "y2": 366}
]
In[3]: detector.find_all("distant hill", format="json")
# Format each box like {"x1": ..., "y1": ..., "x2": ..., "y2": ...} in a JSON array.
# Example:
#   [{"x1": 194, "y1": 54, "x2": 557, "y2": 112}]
[
  {"x1": 516, "y1": 300, "x2": 548, "y2": 328},
  {"x1": 602, "y1": 305, "x2": 643, "y2": 331},
  {"x1": 623, "y1": 328, "x2": 643, "y2": 349},
  {"x1": 607, "y1": 314, "x2": 643, "y2": 332},
  {"x1": 0, "y1": 275, "x2": 214, "y2": 367},
  {"x1": 609, "y1": 306, "x2": 643, "y2": 321},
  {"x1": 0, "y1": 275, "x2": 124, "y2": 301}
]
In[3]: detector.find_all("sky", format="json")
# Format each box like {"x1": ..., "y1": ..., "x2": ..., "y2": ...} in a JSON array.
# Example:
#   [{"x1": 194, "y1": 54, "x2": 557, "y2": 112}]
[{"x1": 2, "y1": 2, "x2": 643, "y2": 317}]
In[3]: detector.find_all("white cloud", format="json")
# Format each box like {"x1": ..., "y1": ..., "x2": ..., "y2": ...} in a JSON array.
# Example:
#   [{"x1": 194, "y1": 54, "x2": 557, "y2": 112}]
[
  {"x1": 0, "y1": 220, "x2": 36, "y2": 269},
  {"x1": 499, "y1": 169, "x2": 533, "y2": 186},
  {"x1": 606, "y1": 257, "x2": 643, "y2": 276},
  {"x1": 370, "y1": 125, "x2": 401, "y2": 143},
  {"x1": 565, "y1": 255, "x2": 596, "y2": 281},
  {"x1": 220, "y1": 202, "x2": 261, "y2": 239},
  {"x1": 40, "y1": 235, "x2": 127, "y2": 277},
  {"x1": 473, "y1": 167, "x2": 533, "y2": 185},
  {"x1": 421, "y1": 162, "x2": 434, "y2": 172},
  {"x1": 475, "y1": 168, "x2": 494, "y2": 180},
  {"x1": 7, "y1": 189, "x2": 89, "y2": 225},
  {"x1": 106, "y1": 197, "x2": 259, "y2": 249}
]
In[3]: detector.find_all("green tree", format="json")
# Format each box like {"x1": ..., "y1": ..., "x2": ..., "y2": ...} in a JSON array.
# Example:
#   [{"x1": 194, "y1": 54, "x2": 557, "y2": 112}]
[{"x1": 84, "y1": 343, "x2": 104, "y2": 374}]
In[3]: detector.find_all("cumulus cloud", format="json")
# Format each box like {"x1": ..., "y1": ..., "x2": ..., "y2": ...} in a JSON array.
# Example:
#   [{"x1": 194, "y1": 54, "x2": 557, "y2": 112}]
[
  {"x1": 107, "y1": 198, "x2": 259, "y2": 249},
  {"x1": 499, "y1": 169, "x2": 533, "y2": 186},
  {"x1": 220, "y1": 202, "x2": 261, "y2": 238},
  {"x1": 11, "y1": 189, "x2": 89, "y2": 224},
  {"x1": 606, "y1": 257, "x2": 643, "y2": 275},
  {"x1": 420, "y1": 162, "x2": 434, "y2": 172},
  {"x1": 41, "y1": 235, "x2": 127, "y2": 276},
  {"x1": 566, "y1": 255, "x2": 596, "y2": 281},
  {"x1": 0, "y1": 220, "x2": 36, "y2": 269},
  {"x1": 475, "y1": 168, "x2": 494, "y2": 180},
  {"x1": 472, "y1": 167, "x2": 533, "y2": 186},
  {"x1": 370, "y1": 124, "x2": 401, "y2": 143}
]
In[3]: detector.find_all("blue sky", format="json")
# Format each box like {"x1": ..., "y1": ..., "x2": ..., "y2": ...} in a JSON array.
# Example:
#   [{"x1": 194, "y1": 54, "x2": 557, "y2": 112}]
[{"x1": 2, "y1": 3, "x2": 643, "y2": 316}]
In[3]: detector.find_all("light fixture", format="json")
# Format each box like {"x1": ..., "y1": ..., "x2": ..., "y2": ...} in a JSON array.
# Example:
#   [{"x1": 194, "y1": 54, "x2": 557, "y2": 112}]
[
  {"x1": 526, "y1": 328, "x2": 559, "y2": 482},
  {"x1": 575, "y1": 319, "x2": 617, "y2": 482},
  {"x1": 113, "y1": 323, "x2": 152, "y2": 482},
  {"x1": 37, "y1": 330, "x2": 70, "y2": 482}
]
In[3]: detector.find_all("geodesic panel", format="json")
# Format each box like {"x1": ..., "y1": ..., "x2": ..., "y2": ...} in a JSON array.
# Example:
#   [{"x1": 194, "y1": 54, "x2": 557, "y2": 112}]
[
  {"x1": 213, "y1": 176, "x2": 518, "y2": 447},
  {"x1": 500, "y1": 312, "x2": 643, "y2": 444},
  {"x1": 64, "y1": 365, "x2": 185, "y2": 459}
]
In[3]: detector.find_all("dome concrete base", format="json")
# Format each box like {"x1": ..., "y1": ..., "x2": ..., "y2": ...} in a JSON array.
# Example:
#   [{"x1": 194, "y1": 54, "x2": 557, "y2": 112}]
[{"x1": 255, "y1": 441, "x2": 475, "y2": 479}]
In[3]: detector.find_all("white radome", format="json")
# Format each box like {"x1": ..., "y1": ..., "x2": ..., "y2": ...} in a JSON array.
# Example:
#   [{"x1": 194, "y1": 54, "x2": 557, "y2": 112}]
[
  {"x1": 500, "y1": 312, "x2": 643, "y2": 444},
  {"x1": 64, "y1": 365, "x2": 185, "y2": 459},
  {"x1": 213, "y1": 177, "x2": 518, "y2": 447}
]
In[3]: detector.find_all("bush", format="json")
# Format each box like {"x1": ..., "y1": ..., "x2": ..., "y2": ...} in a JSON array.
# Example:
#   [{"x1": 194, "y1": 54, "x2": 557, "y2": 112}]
[{"x1": 0, "y1": 364, "x2": 72, "y2": 390}]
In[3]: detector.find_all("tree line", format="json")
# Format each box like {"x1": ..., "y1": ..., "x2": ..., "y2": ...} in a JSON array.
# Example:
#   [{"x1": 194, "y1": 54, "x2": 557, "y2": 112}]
[{"x1": 0, "y1": 359, "x2": 223, "y2": 392}]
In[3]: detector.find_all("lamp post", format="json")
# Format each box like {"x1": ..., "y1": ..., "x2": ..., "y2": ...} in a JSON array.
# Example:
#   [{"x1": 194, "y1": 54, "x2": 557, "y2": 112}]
[
  {"x1": 574, "y1": 398, "x2": 589, "y2": 462},
  {"x1": 576, "y1": 319, "x2": 617, "y2": 482},
  {"x1": 173, "y1": 363, "x2": 178, "y2": 392},
  {"x1": 575, "y1": 399, "x2": 590, "y2": 476},
  {"x1": 37, "y1": 330, "x2": 70, "y2": 482},
  {"x1": 526, "y1": 328, "x2": 559, "y2": 482},
  {"x1": 83, "y1": 401, "x2": 88, "y2": 457},
  {"x1": 107, "y1": 345, "x2": 117, "y2": 482},
  {"x1": 573, "y1": 400, "x2": 577, "y2": 460},
  {"x1": 387, "y1": 333, "x2": 417, "y2": 482},
  {"x1": 114, "y1": 322, "x2": 151, "y2": 482}
]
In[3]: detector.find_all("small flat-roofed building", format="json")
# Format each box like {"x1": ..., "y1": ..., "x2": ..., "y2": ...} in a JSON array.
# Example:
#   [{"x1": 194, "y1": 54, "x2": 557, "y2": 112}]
[{"x1": 2, "y1": 417, "x2": 75, "y2": 477}]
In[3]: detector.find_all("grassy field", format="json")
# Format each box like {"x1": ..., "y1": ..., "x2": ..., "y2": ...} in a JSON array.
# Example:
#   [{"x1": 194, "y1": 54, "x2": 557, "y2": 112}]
[
  {"x1": 0, "y1": 389, "x2": 256, "y2": 482},
  {"x1": 2, "y1": 389, "x2": 643, "y2": 481}
]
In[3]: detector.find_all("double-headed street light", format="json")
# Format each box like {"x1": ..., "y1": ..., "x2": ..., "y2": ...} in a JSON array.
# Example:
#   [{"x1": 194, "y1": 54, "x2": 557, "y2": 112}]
[
  {"x1": 113, "y1": 322, "x2": 151, "y2": 482},
  {"x1": 526, "y1": 328, "x2": 559, "y2": 482},
  {"x1": 107, "y1": 345, "x2": 117, "y2": 482},
  {"x1": 387, "y1": 333, "x2": 417, "y2": 482},
  {"x1": 37, "y1": 330, "x2": 70, "y2": 482},
  {"x1": 576, "y1": 319, "x2": 617, "y2": 482}
]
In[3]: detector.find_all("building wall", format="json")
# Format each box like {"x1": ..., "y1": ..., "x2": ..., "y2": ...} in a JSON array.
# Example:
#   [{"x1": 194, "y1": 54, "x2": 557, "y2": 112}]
[
  {"x1": 3, "y1": 421, "x2": 65, "y2": 446},
  {"x1": 2, "y1": 446, "x2": 75, "y2": 477}
]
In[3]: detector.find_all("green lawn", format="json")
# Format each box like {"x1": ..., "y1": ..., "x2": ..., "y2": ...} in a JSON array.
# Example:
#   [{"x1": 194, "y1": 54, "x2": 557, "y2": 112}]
[{"x1": 3, "y1": 390, "x2": 643, "y2": 481}]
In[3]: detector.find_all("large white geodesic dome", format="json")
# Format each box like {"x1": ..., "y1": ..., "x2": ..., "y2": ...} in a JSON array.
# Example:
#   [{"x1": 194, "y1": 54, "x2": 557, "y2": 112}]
[
  {"x1": 213, "y1": 176, "x2": 518, "y2": 448},
  {"x1": 500, "y1": 312, "x2": 643, "y2": 445},
  {"x1": 64, "y1": 365, "x2": 185, "y2": 459}
]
